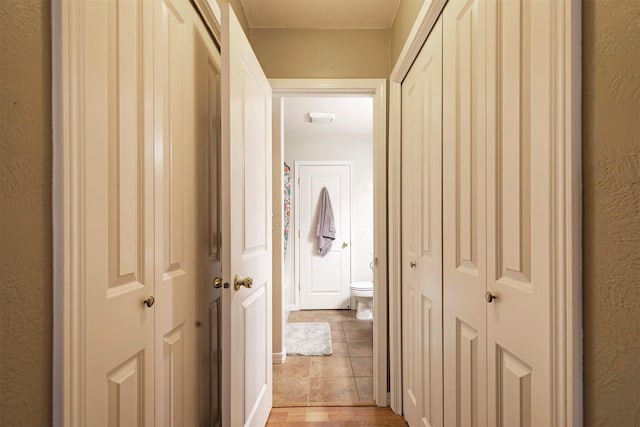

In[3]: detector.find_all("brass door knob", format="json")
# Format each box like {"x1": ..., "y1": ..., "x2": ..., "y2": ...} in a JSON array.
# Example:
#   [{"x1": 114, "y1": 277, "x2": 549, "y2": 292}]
[
  {"x1": 342, "y1": 242, "x2": 348, "y2": 249},
  {"x1": 409, "y1": 261, "x2": 417, "y2": 268},
  {"x1": 212, "y1": 277, "x2": 223, "y2": 288},
  {"x1": 234, "y1": 275, "x2": 253, "y2": 291},
  {"x1": 143, "y1": 296, "x2": 155, "y2": 308},
  {"x1": 485, "y1": 292, "x2": 497, "y2": 303}
]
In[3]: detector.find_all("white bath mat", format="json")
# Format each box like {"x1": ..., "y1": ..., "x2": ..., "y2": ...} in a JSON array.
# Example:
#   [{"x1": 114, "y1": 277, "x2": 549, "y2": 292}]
[{"x1": 285, "y1": 322, "x2": 332, "y2": 356}]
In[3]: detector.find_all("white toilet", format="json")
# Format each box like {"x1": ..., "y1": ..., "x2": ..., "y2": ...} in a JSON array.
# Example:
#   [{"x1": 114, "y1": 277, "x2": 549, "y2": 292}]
[{"x1": 350, "y1": 281, "x2": 374, "y2": 320}]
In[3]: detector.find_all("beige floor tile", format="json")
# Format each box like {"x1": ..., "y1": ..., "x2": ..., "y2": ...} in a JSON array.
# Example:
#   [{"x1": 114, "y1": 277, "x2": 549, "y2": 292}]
[
  {"x1": 310, "y1": 357, "x2": 353, "y2": 377},
  {"x1": 350, "y1": 357, "x2": 373, "y2": 377},
  {"x1": 287, "y1": 311, "x2": 316, "y2": 322},
  {"x1": 342, "y1": 319, "x2": 373, "y2": 331},
  {"x1": 273, "y1": 376, "x2": 309, "y2": 405},
  {"x1": 273, "y1": 356, "x2": 310, "y2": 378},
  {"x1": 309, "y1": 377, "x2": 358, "y2": 403},
  {"x1": 344, "y1": 329, "x2": 373, "y2": 343},
  {"x1": 331, "y1": 342, "x2": 349, "y2": 357},
  {"x1": 347, "y1": 342, "x2": 373, "y2": 357},
  {"x1": 355, "y1": 377, "x2": 374, "y2": 402},
  {"x1": 331, "y1": 330, "x2": 346, "y2": 343},
  {"x1": 328, "y1": 320, "x2": 344, "y2": 331}
]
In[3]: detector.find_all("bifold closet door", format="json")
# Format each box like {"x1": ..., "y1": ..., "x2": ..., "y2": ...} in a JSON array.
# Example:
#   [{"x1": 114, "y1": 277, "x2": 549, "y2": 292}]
[
  {"x1": 401, "y1": 18, "x2": 443, "y2": 427},
  {"x1": 442, "y1": 0, "x2": 488, "y2": 425},
  {"x1": 485, "y1": 0, "x2": 554, "y2": 424}
]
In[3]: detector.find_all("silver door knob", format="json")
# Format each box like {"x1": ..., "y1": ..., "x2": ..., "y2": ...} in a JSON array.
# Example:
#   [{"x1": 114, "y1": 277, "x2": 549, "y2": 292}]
[{"x1": 143, "y1": 296, "x2": 155, "y2": 308}]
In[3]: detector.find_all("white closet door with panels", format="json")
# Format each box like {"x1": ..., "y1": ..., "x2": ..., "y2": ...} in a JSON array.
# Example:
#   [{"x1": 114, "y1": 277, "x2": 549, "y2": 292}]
[
  {"x1": 442, "y1": 0, "x2": 488, "y2": 424},
  {"x1": 485, "y1": 0, "x2": 554, "y2": 424},
  {"x1": 401, "y1": 18, "x2": 444, "y2": 427}
]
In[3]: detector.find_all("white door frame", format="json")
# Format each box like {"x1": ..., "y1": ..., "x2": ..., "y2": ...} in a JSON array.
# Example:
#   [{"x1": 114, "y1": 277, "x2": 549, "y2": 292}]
[
  {"x1": 270, "y1": 78, "x2": 388, "y2": 407},
  {"x1": 294, "y1": 160, "x2": 354, "y2": 310},
  {"x1": 387, "y1": 0, "x2": 583, "y2": 424}
]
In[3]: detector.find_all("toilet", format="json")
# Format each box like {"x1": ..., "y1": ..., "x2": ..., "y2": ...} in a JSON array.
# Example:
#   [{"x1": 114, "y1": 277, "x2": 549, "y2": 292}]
[{"x1": 350, "y1": 281, "x2": 374, "y2": 320}]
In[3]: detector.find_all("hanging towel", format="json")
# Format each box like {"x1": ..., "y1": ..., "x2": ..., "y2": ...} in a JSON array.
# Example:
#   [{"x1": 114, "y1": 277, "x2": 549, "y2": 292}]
[{"x1": 316, "y1": 187, "x2": 336, "y2": 256}]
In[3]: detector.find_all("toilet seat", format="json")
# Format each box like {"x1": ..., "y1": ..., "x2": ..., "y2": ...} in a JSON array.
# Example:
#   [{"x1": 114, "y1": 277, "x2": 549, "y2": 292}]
[{"x1": 350, "y1": 281, "x2": 373, "y2": 291}]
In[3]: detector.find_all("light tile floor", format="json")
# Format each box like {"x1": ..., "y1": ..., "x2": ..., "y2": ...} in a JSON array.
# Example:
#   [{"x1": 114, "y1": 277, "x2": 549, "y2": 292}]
[{"x1": 273, "y1": 309, "x2": 374, "y2": 407}]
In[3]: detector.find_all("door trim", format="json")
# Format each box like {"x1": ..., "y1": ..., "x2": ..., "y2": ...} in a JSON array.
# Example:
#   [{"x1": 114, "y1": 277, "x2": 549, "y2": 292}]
[
  {"x1": 388, "y1": 0, "x2": 582, "y2": 423},
  {"x1": 270, "y1": 79, "x2": 388, "y2": 407},
  {"x1": 294, "y1": 161, "x2": 354, "y2": 311}
]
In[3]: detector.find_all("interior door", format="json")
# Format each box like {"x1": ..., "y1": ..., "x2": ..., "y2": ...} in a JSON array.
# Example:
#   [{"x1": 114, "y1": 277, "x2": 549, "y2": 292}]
[
  {"x1": 442, "y1": 0, "x2": 488, "y2": 425},
  {"x1": 485, "y1": 0, "x2": 553, "y2": 424},
  {"x1": 82, "y1": 1, "x2": 155, "y2": 425},
  {"x1": 152, "y1": 0, "x2": 201, "y2": 425},
  {"x1": 194, "y1": 18, "x2": 223, "y2": 427},
  {"x1": 221, "y1": 5, "x2": 273, "y2": 426},
  {"x1": 297, "y1": 163, "x2": 352, "y2": 310},
  {"x1": 401, "y1": 18, "x2": 444, "y2": 427}
]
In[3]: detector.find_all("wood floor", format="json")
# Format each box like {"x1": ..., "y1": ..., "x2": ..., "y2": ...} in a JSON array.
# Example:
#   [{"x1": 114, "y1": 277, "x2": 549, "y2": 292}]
[{"x1": 266, "y1": 406, "x2": 408, "y2": 426}]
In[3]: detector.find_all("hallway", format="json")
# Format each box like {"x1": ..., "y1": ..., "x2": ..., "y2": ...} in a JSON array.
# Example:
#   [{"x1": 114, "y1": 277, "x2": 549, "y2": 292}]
[{"x1": 266, "y1": 406, "x2": 407, "y2": 425}]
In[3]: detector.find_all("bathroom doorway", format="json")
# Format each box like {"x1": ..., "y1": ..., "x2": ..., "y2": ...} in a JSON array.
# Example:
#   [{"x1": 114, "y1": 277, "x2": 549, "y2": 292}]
[{"x1": 270, "y1": 79, "x2": 388, "y2": 407}]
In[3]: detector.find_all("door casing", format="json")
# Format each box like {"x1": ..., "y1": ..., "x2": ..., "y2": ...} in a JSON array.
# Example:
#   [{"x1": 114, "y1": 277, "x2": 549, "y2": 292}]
[{"x1": 270, "y1": 79, "x2": 388, "y2": 406}]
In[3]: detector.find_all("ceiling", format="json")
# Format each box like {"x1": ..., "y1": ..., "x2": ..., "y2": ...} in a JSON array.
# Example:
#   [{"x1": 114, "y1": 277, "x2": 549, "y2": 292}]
[
  {"x1": 239, "y1": 0, "x2": 401, "y2": 29},
  {"x1": 284, "y1": 97, "x2": 373, "y2": 144}
]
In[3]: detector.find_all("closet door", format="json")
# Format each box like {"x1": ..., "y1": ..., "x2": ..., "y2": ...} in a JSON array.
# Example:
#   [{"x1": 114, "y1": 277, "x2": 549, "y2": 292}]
[
  {"x1": 442, "y1": 0, "x2": 488, "y2": 425},
  {"x1": 485, "y1": 0, "x2": 554, "y2": 425},
  {"x1": 401, "y1": 18, "x2": 444, "y2": 427},
  {"x1": 153, "y1": 0, "x2": 202, "y2": 424}
]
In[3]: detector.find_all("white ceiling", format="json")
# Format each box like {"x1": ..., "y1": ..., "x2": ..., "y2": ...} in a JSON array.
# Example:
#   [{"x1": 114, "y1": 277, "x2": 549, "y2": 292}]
[
  {"x1": 284, "y1": 97, "x2": 373, "y2": 144},
  {"x1": 240, "y1": 0, "x2": 401, "y2": 29}
]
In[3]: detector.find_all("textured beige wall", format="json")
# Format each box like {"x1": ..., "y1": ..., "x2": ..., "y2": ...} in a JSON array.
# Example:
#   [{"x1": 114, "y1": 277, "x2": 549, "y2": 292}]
[
  {"x1": 582, "y1": 0, "x2": 640, "y2": 425},
  {"x1": 390, "y1": 0, "x2": 424, "y2": 68},
  {"x1": 249, "y1": 28, "x2": 390, "y2": 78},
  {"x1": 0, "y1": 0, "x2": 52, "y2": 425}
]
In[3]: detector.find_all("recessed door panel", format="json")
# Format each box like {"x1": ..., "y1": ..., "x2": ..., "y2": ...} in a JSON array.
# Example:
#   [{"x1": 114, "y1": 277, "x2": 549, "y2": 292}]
[
  {"x1": 107, "y1": 353, "x2": 145, "y2": 427},
  {"x1": 402, "y1": 17, "x2": 444, "y2": 427},
  {"x1": 443, "y1": 0, "x2": 487, "y2": 424}
]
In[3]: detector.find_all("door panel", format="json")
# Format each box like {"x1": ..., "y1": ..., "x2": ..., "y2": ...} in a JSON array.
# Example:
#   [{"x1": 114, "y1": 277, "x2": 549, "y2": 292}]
[
  {"x1": 194, "y1": 17, "x2": 223, "y2": 427},
  {"x1": 297, "y1": 163, "x2": 352, "y2": 310},
  {"x1": 221, "y1": 5, "x2": 273, "y2": 426},
  {"x1": 83, "y1": 0, "x2": 155, "y2": 425},
  {"x1": 402, "y1": 18, "x2": 443, "y2": 427},
  {"x1": 153, "y1": 0, "x2": 200, "y2": 424},
  {"x1": 486, "y1": 0, "x2": 553, "y2": 424},
  {"x1": 443, "y1": 0, "x2": 487, "y2": 425}
]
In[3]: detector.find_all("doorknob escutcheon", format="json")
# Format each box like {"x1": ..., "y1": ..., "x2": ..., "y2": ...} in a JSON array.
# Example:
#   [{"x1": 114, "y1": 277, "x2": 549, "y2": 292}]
[
  {"x1": 234, "y1": 275, "x2": 253, "y2": 291},
  {"x1": 212, "y1": 277, "x2": 223, "y2": 288},
  {"x1": 485, "y1": 291, "x2": 497, "y2": 303},
  {"x1": 143, "y1": 296, "x2": 155, "y2": 308}
]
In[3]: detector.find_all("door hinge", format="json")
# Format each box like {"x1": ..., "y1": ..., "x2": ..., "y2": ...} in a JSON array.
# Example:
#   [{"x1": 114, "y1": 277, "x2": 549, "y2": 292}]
[
  {"x1": 297, "y1": 177, "x2": 300, "y2": 185},
  {"x1": 298, "y1": 229, "x2": 300, "y2": 238}
]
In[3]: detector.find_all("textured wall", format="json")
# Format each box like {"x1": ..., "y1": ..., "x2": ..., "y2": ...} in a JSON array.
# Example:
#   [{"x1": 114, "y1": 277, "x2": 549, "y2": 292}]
[
  {"x1": 0, "y1": 0, "x2": 53, "y2": 425},
  {"x1": 390, "y1": 0, "x2": 424, "y2": 68},
  {"x1": 582, "y1": 0, "x2": 640, "y2": 425},
  {"x1": 249, "y1": 28, "x2": 391, "y2": 79}
]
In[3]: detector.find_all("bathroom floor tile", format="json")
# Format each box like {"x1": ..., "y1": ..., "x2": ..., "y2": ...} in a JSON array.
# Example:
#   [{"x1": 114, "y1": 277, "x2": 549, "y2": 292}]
[
  {"x1": 342, "y1": 319, "x2": 373, "y2": 331},
  {"x1": 347, "y1": 342, "x2": 373, "y2": 357},
  {"x1": 310, "y1": 357, "x2": 353, "y2": 377},
  {"x1": 309, "y1": 377, "x2": 358, "y2": 403},
  {"x1": 350, "y1": 357, "x2": 373, "y2": 377},
  {"x1": 273, "y1": 356, "x2": 310, "y2": 378},
  {"x1": 344, "y1": 329, "x2": 373, "y2": 343},
  {"x1": 273, "y1": 376, "x2": 309, "y2": 405},
  {"x1": 355, "y1": 377, "x2": 374, "y2": 402},
  {"x1": 331, "y1": 342, "x2": 349, "y2": 357},
  {"x1": 331, "y1": 330, "x2": 346, "y2": 343}
]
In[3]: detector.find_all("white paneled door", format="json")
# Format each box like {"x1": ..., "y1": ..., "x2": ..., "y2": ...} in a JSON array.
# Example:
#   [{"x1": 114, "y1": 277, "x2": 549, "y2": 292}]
[
  {"x1": 221, "y1": 5, "x2": 273, "y2": 427},
  {"x1": 442, "y1": 0, "x2": 488, "y2": 425},
  {"x1": 81, "y1": 1, "x2": 156, "y2": 425},
  {"x1": 296, "y1": 162, "x2": 352, "y2": 310},
  {"x1": 401, "y1": 18, "x2": 444, "y2": 427}
]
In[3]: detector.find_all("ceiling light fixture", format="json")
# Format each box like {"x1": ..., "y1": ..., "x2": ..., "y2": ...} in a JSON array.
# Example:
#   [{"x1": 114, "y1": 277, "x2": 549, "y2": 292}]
[{"x1": 308, "y1": 112, "x2": 335, "y2": 124}]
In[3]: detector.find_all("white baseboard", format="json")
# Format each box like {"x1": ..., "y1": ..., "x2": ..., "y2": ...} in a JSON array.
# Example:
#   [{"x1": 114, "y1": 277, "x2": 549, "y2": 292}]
[{"x1": 273, "y1": 351, "x2": 287, "y2": 364}]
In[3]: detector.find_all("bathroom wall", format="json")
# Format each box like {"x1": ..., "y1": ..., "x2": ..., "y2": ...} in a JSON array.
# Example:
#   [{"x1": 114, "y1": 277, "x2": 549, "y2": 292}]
[{"x1": 283, "y1": 99, "x2": 374, "y2": 311}]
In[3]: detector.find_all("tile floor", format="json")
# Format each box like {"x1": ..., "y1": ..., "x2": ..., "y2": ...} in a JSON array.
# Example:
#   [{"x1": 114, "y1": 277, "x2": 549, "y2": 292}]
[
  {"x1": 273, "y1": 309, "x2": 374, "y2": 407},
  {"x1": 266, "y1": 406, "x2": 408, "y2": 426}
]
